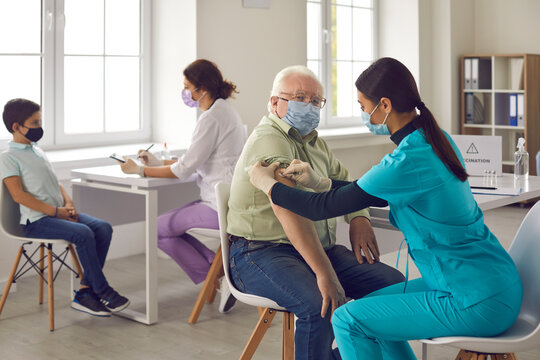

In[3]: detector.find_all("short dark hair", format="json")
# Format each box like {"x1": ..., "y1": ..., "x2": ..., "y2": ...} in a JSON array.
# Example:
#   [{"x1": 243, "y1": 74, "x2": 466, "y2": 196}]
[
  {"x1": 3, "y1": 98, "x2": 40, "y2": 133},
  {"x1": 183, "y1": 59, "x2": 238, "y2": 100}
]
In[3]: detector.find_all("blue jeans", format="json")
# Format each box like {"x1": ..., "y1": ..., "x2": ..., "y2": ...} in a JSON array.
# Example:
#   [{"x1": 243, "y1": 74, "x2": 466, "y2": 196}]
[
  {"x1": 229, "y1": 239, "x2": 405, "y2": 360},
  {"x1": 22, "y1": 213, "x2": 113, "y2": 296},
  {"x1": 332, "y1": 278, "x2": 522, "y2": 360}
]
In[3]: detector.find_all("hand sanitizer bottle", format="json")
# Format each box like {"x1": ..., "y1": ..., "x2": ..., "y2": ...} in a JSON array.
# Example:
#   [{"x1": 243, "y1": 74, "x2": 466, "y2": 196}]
[
  {"x1": 162, "y1": 141, "x2": 171, "y2": 160},
  {"x1": 514, "y1": 137, "x2": 529, "y2": 180}
]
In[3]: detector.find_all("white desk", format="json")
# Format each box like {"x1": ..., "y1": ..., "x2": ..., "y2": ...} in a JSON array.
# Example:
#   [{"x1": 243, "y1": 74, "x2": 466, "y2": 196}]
[
  {"x1": 370, "y1": 174, "x2": 540, "y2": 230},
  {"x1": 71, "y1": 165, "x2": 199, "y2": 325}
]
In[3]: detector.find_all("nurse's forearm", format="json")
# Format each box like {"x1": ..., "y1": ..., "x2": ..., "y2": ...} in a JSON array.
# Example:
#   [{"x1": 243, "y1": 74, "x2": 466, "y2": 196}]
[
  {"x1": 330, "y1": 178, "x2": 352, "y2": 189},
  {"x1": 270, "y1": 182, "x2": 388, "y2": 221},
  {"x1": 163, "y1": 159, "x2": 177, "y2": 166},
  {"x1": 141, "y1": 165, "x2": 177, "y2": 178}
]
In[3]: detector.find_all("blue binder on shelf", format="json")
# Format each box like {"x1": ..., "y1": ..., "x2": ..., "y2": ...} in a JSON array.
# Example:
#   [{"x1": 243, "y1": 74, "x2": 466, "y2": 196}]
[
  {"x1": 465, "y1": 93, "x2": 474, "y2": 123},
  {"x1": 509, "y1": 94, "x2": 518, "y2": 126}
]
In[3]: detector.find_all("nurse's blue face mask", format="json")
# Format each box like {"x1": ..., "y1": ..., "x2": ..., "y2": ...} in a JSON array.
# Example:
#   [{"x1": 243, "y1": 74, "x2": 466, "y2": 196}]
[
  {"x1": 277, "y1": 91, "x2": 325, "y2": 136},
  {"x1": 361, "y1": 101, "x2": 390, "y2": 135}
]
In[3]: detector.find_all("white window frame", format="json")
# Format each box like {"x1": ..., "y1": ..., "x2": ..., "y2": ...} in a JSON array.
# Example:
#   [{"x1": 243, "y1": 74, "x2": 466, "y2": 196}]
[
  {"x1": 2, "y1": 0, "x2": 151, "y2": 149},
  {"x1": 308, "y1": 0, "x2": 378, "y2": 129}
]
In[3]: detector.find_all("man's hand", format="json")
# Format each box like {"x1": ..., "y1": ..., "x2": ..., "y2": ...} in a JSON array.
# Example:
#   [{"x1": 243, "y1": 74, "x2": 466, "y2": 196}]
[
  {"x1": 317, "y1": 273, "x2": 347, "y2": 318},
  {"x1": 248, "y1": 161, "x2": 280, "y2": 194},
  {"x1": 349, "y1": 216, "x2": 380, "y2": 264},
  {"x1": 138, "y1": 150, "x2": 163, "y2": 166},
  {"x1": 281, "y1": 159, "x2": 331, "y2": 192}
]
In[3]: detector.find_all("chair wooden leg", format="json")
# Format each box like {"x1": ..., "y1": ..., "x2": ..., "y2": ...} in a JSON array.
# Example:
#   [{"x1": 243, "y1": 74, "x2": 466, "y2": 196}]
[
  {"x1": 239, "y1": 307, "x2": 276, "y2": 360},
  {"x1": 257, "y1": 307, "x2": 265, "y2": 316},
  {"x1": 39, "y1": 244, "x2": 44, "y2": 304},
  {"x1": 208, "y1": 264, "x2": 225, "y2": 304},
  {"x1": 456, "y1": 350, "x2": 473, "y2": 360},
  {"x1": 68, "y1": 245, "x2": 84, "y2": 279},
  {"x1": 492, "y1": 354, "x2": 517, "y2": 360},
  {"x1": 47, "y1": 245, "x2": 54, "y2": 331},
  {"x1": 0, "y1": 246, "x2": 24, "y2": 316},
  {"x1": 207, "y1": 281, "x2": 218, "y2": 304},
  {"x1": 188, "y1": 245, "x2": 223, "y2": 324},
  {"x1": 282, "y1": 311, "x2": 295, "y2": 360}
]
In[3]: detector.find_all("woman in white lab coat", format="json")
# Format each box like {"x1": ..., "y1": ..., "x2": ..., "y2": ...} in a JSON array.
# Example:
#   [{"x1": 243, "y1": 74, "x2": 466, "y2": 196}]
[{"x1": 121, "y1": 59, "x2": 246, "y2": 312}]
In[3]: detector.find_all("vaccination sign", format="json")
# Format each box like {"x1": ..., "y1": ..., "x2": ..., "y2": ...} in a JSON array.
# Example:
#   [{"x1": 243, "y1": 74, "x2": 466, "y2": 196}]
[{"x1": 451, "y1": 135, "x2": 502, "y2": 176}]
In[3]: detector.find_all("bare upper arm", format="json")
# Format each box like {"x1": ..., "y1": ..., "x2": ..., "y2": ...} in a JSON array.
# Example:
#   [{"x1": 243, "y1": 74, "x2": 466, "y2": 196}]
[{"x1": 3, "y1": 176, "x2": 25, "y2": 203}]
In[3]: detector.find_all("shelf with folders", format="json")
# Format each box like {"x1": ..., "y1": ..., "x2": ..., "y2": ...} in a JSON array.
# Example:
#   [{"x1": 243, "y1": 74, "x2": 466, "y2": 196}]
[{"x1": 460, "y1": 54, "x2": 540, "y2": 175}]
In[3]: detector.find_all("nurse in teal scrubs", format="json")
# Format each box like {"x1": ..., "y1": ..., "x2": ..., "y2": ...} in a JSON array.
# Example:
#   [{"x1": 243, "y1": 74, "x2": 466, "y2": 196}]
[{"x1": 248, "y1": 57, "x2": 522, "y2": 360}]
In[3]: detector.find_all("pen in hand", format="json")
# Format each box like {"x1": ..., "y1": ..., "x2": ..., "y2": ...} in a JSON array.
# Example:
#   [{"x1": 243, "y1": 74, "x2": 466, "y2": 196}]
[{"x1": 137, "y1": 144, "x2": 154, "y2": 159}]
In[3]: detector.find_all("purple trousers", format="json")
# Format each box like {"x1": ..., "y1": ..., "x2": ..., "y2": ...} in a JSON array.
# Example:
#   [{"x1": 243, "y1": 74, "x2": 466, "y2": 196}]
[{"x1": 157, "y1": 201, "x2": 219, "y2": 284}]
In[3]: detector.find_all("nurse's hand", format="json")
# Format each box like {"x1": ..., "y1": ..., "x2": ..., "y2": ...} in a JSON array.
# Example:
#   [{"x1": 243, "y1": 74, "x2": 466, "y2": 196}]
[
  {"x1": 248, "y1": 161, "x2": 280, "y2": 195},
  {"x1": 317, "y1": 273, "x2": 346, "y2": 319},
  {"x1": 281, "y1": 159, "x2": 331, "y2": 192},
  {"x1": 138, "y1": 150, "x2": 163, "y2": 166},
  {"x1": 120, "y1": 157, "x2": 143, "y2": 175},
  {"x1": 349, "y1": 216, "x2": 380, "y2": 264}
]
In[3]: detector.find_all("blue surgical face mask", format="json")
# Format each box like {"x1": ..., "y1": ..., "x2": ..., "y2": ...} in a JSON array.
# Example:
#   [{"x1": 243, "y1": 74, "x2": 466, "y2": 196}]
[
  {"x1": 280, "y1": 100, "x2": 320, "y2": 136},
  {"x1": 361, "y1": 102, "x2": 390, "y2": 135}
]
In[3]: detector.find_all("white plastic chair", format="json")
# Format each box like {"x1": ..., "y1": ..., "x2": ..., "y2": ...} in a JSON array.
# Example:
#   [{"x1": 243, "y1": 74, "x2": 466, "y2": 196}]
[
  {"x1": 0, "y1": 183, "x2": 83, "y2": 331},
  {"x1": 421, "y1": 200, "x2": 540, "y2": 360},
  {"x1": 215, "y1": 183, "x2": 294, "y2": 360},
  {"x1": 186, "y1": 227, "x2": 222, "y2": 324}
]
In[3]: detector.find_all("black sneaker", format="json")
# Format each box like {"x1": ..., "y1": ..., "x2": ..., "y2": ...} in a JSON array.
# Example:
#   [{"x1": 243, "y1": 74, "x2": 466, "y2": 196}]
[
  {"x1": 71, "y1": 288, "x2": 111, "y2": 317},
  {"x1": 218, "y1": 281, "x2": 237, "y2": 313},
  {"x1": 98, "y1": 287, "x2": 130, "y2": 312}
]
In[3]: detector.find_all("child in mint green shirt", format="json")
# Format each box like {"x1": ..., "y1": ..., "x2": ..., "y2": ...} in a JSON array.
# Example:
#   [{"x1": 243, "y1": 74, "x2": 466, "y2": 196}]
[{"x1": 1, "y1": 98, "x2": 129, "y2": 317}]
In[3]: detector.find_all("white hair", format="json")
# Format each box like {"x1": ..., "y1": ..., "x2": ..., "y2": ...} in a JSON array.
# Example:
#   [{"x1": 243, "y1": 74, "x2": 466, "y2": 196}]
[{"x1": 267, "y1": 65, "x2": 323, "y2": 113}]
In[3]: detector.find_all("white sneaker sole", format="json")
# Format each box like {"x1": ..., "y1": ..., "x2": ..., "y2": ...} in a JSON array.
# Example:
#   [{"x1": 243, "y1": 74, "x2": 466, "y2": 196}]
[
  {"x1": 71, "y1": 301, "x2": 111, "y2": 317},
  {"x1": 104, "y1": 300, "x2": 131, "y2": 313}
]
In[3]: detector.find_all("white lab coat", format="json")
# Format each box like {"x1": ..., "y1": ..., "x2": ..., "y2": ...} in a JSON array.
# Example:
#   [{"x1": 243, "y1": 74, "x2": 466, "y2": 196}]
[{"x1": 170, "y1": 98, "x2": 246, "y2": 209}]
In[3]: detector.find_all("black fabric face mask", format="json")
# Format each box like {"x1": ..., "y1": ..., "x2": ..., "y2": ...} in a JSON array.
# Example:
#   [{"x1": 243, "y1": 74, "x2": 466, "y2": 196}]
[{"x1": 22, "y1": 126, "x2": 44, "y2": 142}]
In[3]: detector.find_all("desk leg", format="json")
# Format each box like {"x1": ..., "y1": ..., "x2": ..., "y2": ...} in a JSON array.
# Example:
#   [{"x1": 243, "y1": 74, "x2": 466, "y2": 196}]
[
  {"x1": 145, "y1": 189, "x2": 158, "y2": 324},
  {"x1": 114, "y1": 188, "x2": 158, "y2": 325}
]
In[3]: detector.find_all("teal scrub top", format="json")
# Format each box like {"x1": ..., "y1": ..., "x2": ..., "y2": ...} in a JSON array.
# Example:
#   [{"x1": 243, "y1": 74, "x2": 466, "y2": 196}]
[{"x1": 357, "y1": 129, "x2": 521, "y2": 309}]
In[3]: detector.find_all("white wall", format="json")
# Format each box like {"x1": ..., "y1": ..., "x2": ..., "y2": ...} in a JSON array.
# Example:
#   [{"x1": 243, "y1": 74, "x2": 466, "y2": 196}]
[
  {"x1": 378, "y1": 0, "x2": 420, "y2": 81},
  {"x1": 196, "y1": 0, "x2": 307, "y2": 133},
  {"x1": 474, "y1": 0, "x2": 540, "y2": 54},
  {"x1": 152, "y1": 0, "x2": 197, "y2": 148}
]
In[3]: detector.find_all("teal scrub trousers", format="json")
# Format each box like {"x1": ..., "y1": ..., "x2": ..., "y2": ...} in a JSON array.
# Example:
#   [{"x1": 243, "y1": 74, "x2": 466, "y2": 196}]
[{"x1": 332, "y1": 278, "x2": 522, "y2": 360}]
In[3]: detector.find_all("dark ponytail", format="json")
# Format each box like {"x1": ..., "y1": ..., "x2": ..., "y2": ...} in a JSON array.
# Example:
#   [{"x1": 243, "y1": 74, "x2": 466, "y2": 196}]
[
  {"x1": 183, "y1": 59, "x2": 239, "y2": 100},
  {"x1": 356, "y1": 57, "x2": 468, "y2": 182}
]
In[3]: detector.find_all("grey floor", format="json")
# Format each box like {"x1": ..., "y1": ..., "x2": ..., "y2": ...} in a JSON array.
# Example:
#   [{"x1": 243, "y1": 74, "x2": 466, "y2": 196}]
[{"x1": 1, "y1": 203, "x2": 539, "y2": 360}]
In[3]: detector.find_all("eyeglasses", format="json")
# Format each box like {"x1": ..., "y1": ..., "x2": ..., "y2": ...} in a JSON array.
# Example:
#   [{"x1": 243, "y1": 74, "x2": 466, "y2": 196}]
[{"x1": 278, "y1": 91, "x2": 326, "y2": 109}]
